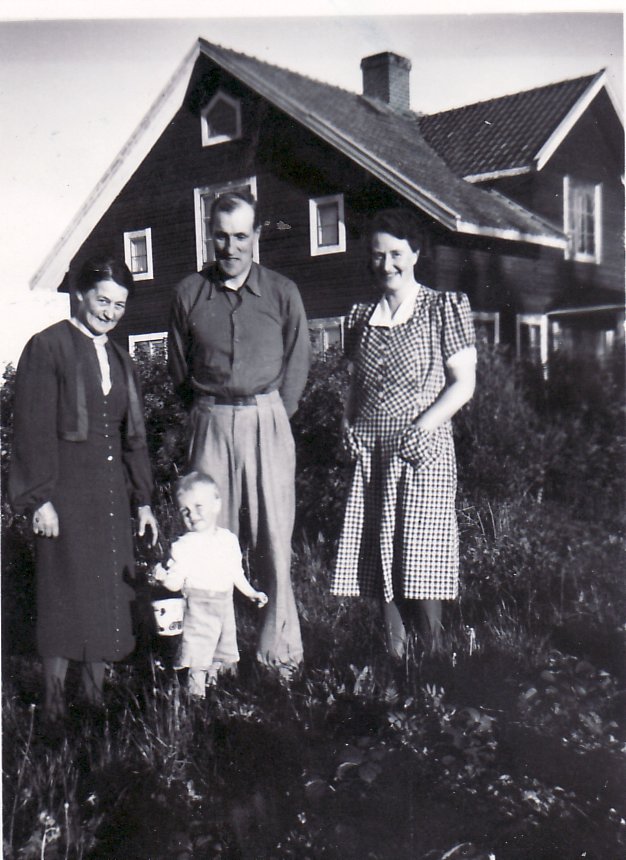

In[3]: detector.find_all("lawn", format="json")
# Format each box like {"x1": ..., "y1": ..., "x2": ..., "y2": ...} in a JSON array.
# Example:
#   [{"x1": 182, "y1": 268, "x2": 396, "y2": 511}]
[{"x1": 2, "y1": 347, "x2": 624, "y2": 859}]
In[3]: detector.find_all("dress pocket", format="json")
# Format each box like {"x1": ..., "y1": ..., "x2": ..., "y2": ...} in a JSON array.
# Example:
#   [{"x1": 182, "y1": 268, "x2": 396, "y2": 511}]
[{"x1": 398, "y1": 424, "x2": 446, "y2": 470}]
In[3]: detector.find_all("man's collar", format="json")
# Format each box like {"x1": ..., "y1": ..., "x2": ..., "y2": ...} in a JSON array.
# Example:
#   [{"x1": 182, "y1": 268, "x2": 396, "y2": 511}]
[{"x1": 206, "y1": 262, "x2": 261, "y2": 298}]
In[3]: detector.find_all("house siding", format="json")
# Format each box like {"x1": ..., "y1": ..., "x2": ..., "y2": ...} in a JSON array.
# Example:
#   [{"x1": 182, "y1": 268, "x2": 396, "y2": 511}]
[
  {"x1": 64, "y1": 54, "x2": 623, "y2": 354},
  {"x1": 484, "y1": 90, "x2": 624, "y2": 313}
]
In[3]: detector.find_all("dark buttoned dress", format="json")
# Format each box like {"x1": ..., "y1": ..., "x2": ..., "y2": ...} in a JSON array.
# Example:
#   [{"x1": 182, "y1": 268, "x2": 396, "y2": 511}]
[{"x1": 9, "y1": 323, "x2": 153, "y2": 661}]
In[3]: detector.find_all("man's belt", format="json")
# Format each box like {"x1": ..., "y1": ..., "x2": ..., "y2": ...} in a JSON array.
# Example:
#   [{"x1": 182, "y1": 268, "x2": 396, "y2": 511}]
[{"x1": 213, "y1": 394, "x2": 258, "y2": 406}]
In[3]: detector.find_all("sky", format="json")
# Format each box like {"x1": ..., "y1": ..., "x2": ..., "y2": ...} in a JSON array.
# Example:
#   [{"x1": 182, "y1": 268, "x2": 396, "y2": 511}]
[{"x1": 0, "y1": 2, "x2": 623, "y2": 363}]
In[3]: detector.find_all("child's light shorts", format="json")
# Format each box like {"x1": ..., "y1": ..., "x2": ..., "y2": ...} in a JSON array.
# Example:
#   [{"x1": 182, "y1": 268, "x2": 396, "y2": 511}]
[{"x1": 177, "y1": 587, "x2": 239, "y2": 670}]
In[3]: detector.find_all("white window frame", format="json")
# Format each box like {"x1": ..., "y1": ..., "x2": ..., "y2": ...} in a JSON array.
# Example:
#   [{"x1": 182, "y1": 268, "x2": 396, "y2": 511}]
[
  {"x1": 563, "y1": 175, "x2": 603, "y2": 264},
  {"x1": 471, "y1": 311, "x2": 500, "y2": 345},
  {"x1": 201, "y1": 90, "x2": 242, "y2": 147},
  {"x1": 123, "y1": 228, "x2": 153, "y2": 281},
  {"x1": 193, "y1": 176, "x2": 258, "y2": 272},
  {"x1": 516, "y1": 313, "x2": 549, "y2": 376},
  {"x1": 308, "y1": 316, "x2": 345, "y2": 357},
  {"x1": 309, "y1": 194, "x2": 346, "y2": 256},
  {"x1": 128, "y1": 331, "x2": 168, "y2": 357}
]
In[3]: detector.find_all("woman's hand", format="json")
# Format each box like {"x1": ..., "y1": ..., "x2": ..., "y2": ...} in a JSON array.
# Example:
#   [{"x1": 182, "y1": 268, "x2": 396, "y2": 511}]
[
  {"x1": 32, "y1": 502, "x2": 59, "y2": 538},
  {"x1": 137, "y1": 505, "x2": 159, "y2": 546}
]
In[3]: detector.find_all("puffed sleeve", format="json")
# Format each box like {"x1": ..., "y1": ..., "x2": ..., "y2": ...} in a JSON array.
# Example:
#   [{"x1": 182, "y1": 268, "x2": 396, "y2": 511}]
[
  {"x1": 441, "y1": 292, "x2": 476, "y2": 363},
  {"x1": 8, "y1": 333, "x2": 60, "y2": 514}
]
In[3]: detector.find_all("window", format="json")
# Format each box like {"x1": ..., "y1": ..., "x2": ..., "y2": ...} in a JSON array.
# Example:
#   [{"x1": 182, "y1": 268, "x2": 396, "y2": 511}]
[
  {"x1": 123, "y1": 228, "x2": 153, "y2": 281},
  {"x1": 128, "y1": 332, "x2": 168, "y2": 359},
  {"x1": 194, "y1": 176, "x2": 258, "y2": 271},
  {"x1": 308, "y1": 317, "x2": 345, "y2": 357},
  {"x1": 472, "y1": 311, "x2": 500, "y2": 346},
  {"x1": 201, "y1": 90, "x2": 242, "y2": 147},
  {"x1": 516, "y1": 314, "x2": 549, "y2": 374},
  {"x1": 563, "y1": 176, "x2": 602, "y2": 263},
  {"x1": 309, "y1": 194, "x2": 346, "y2": 256}
]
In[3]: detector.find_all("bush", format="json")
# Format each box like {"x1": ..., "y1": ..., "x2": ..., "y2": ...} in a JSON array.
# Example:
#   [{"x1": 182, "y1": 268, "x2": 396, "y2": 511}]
[
  {"x1": 541, "y1": 352, "x2": 626, "y2": 528},
  {"x1": 454, "y1": 346, "x2": 564, "y2": 504},
  {"x1": 291, "y1": 347, "x2": 352, "y2": 540}
]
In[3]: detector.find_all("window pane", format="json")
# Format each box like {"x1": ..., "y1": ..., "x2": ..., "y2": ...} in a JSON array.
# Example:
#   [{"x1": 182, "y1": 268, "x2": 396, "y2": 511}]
[
  {"x1": 317, "y1": 202, "x2": 339, "y2": 246},
  {"x1": 130, "y1": 236, "x2": 148, "y2": 273},
  {"x1": 520, "y1": 324, "x2": 542, "y2": 364},
  {"x1": 207, "y1": 98, "x2": 238, "y2": 139},
  {"x1": 570, "y1": 184, "x2": 596, "y2": 257}
]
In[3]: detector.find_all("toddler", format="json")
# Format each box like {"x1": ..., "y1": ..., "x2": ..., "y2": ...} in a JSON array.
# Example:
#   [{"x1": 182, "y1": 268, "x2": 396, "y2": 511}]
[{"x1": 153, "y1": 471, "x2": 267, "y2": 697}]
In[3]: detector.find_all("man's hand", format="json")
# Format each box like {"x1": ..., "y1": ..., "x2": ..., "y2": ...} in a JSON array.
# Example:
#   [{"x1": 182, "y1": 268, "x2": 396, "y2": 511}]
[{"x1": 33, "y1": 502, "x2": 59, "y2": 538}]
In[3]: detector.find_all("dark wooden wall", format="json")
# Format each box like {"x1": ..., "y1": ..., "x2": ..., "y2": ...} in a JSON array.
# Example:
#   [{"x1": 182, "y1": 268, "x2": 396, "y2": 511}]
[{"x1": 65, "y1": 54, "x2": 623, "y2": 349}]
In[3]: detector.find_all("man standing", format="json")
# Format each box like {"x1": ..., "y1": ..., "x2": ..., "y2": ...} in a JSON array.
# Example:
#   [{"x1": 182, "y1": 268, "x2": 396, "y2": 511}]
[{"x1": 168, "y1": 191, "x2": 311, "y2": 671}]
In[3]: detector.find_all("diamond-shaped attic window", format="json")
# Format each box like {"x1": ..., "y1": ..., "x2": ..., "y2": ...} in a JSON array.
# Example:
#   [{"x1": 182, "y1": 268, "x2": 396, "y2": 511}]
[{"x1": 201, "y1": 90, "x2": 242, "y2": 147}]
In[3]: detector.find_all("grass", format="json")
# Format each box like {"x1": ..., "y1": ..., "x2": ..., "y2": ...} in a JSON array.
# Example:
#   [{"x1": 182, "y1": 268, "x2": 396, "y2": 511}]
[{"x1": 3, "y1": 496, "x2": 625, "y2": 859}]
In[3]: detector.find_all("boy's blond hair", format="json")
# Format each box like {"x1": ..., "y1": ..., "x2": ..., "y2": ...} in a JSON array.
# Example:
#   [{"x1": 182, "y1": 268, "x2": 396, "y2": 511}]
[{"x1": 175, "y1": 471, "x2": 220, "y2": 499}]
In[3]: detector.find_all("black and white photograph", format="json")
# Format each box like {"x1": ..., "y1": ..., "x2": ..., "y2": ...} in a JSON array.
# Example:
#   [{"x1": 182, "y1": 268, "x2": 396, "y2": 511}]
[{"x1": 1, "y1": 2, "x2": 624, "y2": 857}]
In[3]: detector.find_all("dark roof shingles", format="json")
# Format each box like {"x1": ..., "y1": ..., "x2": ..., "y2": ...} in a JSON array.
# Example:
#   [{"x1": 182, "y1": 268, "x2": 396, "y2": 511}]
[
  {"x1": 419, "y1": 74, "x2": 598, "y2": 177},
  {"x1": 200, "y1": 40, "x2": 567, "y2": 241}
]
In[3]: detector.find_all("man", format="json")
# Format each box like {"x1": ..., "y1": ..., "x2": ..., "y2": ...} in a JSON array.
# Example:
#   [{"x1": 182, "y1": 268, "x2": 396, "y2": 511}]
[{"x1": 168, "y1": 190, "x2": 311, "y2": 671}]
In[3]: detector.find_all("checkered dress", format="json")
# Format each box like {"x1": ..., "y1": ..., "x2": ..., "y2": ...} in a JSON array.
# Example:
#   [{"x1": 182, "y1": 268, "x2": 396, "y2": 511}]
[{"x1": 331, "y1": 287, "x2": 475, "y2": 602}]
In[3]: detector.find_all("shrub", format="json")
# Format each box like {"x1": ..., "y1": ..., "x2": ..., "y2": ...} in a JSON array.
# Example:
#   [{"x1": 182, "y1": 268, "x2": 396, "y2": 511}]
[
  {"x1": 541, "y1": 352, "x2": 626, "y2": 528},
  {"x1": 454, "y1": 346, "x2": 564, "y2": 503},
  {"x1": 291, "y1": 347, "x2": 352, "y2": 540}
]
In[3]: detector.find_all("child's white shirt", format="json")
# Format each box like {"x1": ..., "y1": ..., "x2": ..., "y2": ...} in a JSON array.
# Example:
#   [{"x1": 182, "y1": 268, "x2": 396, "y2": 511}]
[{"x1": 160, "y1": 528, "x2": 243, "y2": 593}]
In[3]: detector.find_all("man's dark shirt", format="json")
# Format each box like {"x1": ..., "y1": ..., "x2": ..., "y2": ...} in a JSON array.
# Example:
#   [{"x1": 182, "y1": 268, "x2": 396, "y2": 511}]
[{"x1": 168, "y1": 262, "x2": 311, "y2": 417}]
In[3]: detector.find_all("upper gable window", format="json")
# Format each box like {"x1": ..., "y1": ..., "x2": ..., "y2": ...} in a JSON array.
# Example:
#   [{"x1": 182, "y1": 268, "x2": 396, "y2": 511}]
[
  {"x1": 309, "y1": 194, "x2": 346, "y2": 256},
  {"x1": 563, "y1": 176, "x2": 602, "y2": 264},
  {"x1": 201, "y1": 90, "x2": 242, "y2": 147},
  {"x1": 123, "y1": 228, "x2": 153, "y2": 281}
]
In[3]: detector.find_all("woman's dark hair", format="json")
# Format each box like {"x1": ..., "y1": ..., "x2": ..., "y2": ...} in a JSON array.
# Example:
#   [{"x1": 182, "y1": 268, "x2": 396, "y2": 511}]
[
  {"x1": 75, "y1": 255, "x2": 135, "y2": 295},
  {"x1": 367, "y1": 208, "x2": 424, "y2": 253}
]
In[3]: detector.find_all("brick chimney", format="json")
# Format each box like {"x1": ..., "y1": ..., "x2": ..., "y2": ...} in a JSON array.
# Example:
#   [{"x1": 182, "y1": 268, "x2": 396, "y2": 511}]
[{"x1": 360, "y1": 52, "x2": 412, "y2": 111}]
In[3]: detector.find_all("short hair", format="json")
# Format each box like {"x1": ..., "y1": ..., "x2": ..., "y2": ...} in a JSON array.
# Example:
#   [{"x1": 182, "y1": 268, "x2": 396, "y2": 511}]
[
  {"x1": 74, "y1": 255, "x2": 135, "y2": 296},
  {"x1": 367, "y1": 208, "x2": 424, "y2": 253},
  {"x1": 175, "y1": 471, "x2": 220, "y2": 498},
  {"x1": 209, "y1": 190, "x2": 261, "y2": 230}
]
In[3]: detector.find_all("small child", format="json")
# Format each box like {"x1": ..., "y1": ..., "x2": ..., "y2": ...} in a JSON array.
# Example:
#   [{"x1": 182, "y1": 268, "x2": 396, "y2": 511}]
[{"x1": 153, "y1": 471, "x2": 267, "y2": 697}]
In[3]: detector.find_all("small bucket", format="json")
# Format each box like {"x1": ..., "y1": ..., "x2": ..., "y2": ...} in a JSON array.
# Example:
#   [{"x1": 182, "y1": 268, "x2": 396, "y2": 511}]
[{"x1": 152, "y1": 597, "x2": 185, "y2": 637}]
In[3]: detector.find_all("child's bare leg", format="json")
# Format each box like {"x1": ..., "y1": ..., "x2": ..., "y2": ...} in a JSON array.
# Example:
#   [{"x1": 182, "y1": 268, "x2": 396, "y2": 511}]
[
  {"x1": 206, "y1": 664, "x2": 220, "y2": 686},
  {"x1": 188, "y1": 669, "x2": 207, "y2": 698}
]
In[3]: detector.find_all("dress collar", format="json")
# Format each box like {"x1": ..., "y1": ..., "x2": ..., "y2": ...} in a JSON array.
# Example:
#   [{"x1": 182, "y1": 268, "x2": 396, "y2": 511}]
[
  {"x1": 368, "y1": 283, "x2": 423, "y2": 328},
  {"x1": 70, "y1": 317, "x2": 109, "y2": 346}
]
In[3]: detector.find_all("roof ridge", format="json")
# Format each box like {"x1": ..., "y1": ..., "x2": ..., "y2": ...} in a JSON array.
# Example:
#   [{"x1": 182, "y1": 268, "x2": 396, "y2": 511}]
[{"x1": 198, "y1": 37, "x2": 359, "y2": 100}]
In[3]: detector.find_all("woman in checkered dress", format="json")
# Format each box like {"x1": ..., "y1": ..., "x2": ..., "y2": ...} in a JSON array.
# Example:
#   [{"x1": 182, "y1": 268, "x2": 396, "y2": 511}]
[{"x1": 331, "y1": 209, "x2": 476, "y2": 656}]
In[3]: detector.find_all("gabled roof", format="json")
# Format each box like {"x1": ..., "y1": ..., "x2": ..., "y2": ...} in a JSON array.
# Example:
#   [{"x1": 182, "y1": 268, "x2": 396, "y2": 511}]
[
  {"x1": 31, "y1": 39, "x2": 566, "y2": 292},
  {"x1": 419, "y1": 70, "x2": 621, "y2": 181}
]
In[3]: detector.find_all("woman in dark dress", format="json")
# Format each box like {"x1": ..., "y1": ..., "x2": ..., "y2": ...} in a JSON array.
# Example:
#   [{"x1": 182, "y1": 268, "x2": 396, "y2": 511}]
[
  {"x1": 9, "y1": 256, "x2": 158, "y2": 719},
  {"x1": 331, "y1": 210, "x2": 476, "y2": 656}
]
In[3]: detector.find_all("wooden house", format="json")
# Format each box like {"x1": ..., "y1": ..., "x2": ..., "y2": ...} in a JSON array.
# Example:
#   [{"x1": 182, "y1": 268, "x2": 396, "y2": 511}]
[{"x1": 32, "y1": 39, "x2": 624, "y2": 368}]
